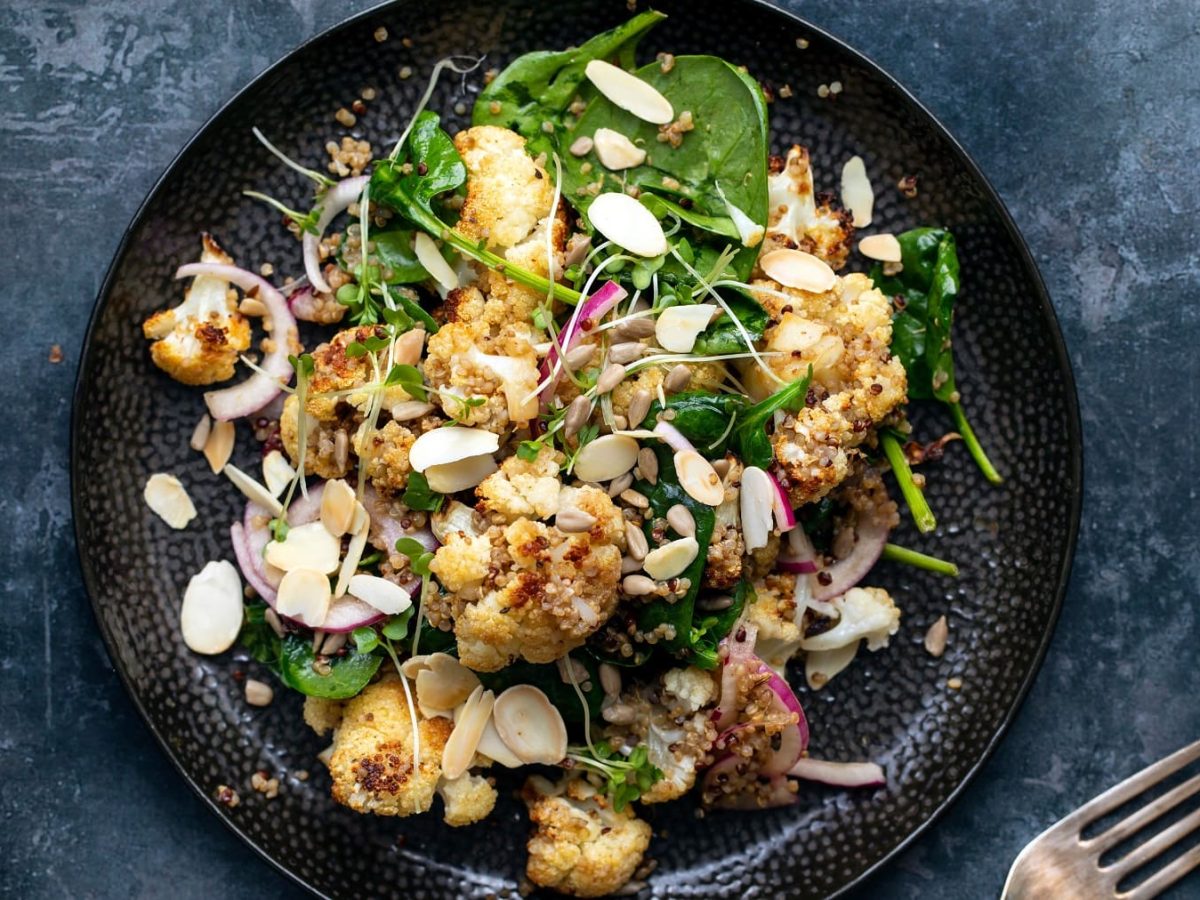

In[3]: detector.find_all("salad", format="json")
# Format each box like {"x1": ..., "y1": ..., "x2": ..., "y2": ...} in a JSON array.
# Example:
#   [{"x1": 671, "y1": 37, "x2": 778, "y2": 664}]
[{"x1": 139, "y1": 12, "x2": 1000, "y2": 897}]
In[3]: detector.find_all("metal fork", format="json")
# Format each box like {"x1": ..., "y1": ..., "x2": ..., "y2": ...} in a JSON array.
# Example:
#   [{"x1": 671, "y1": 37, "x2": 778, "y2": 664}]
[{"x1": 1003, "y1": 739, "x2": 1200, "y2": 898}]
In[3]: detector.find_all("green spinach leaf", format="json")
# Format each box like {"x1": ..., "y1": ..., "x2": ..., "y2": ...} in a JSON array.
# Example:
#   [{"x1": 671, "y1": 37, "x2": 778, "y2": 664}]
[
  {"x1": 730, "y1": 365, "x2": 813, "y2": 469},
  {"x1": 478, "y1": 655, "x2": 605, "y2": 724},
  {"x1": 640, "y1": 391, "x2": 745, "y2": 458},
  {"x1": 691, "y1": 288, "x2": 770, "y2": 355},
  {"x1": 278, "y1": 634, "x2": 381, "y2": 699},
  {"x1": 239, "y1": 602, "x2": 281, "y2": 671},
  {"x1": 689, "y1": 578, "x2": 754, "y2": 669}
]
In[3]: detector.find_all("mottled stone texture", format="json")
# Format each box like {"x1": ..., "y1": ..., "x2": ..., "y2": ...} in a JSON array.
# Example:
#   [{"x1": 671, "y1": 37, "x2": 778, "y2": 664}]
[{"x1": 0, "y1": 0, "x2": 1196, "y2": 898}]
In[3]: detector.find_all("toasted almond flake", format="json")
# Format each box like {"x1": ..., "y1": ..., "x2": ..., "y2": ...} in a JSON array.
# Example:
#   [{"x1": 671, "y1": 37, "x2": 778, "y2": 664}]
[
  {"x1": 924, "y1": 615, "x2": 949, "y2": 657},
  {"x1": 400, "y1": 655, "x2": 430, "y2": 679},
  {"x1": 409, "y1": 426, "x2": 499, "y2": 473},
  {"x1": 674, "y1": 449, "x2": 725, "y2": 506},
  {"x1": 739, "y1": 466, "x2": 775, "y2": 552},
  {"x1": 202, "y1": 420, "x2": 235, "y2": 473},
  {"x1": 393, "y1": 327, "x2": 426, "y2": 366},
  {"x1": 180, "y1": 560, "x2": 243, "y2": 654},
  {"x1": 391, "y1": 400, "x2": 436, "y2": 421},
  {"x1": 858, "y1": 233, "x2": 902, "y2": 263},
  {"x1": 276, "y1": 568, "x2": 331, "y2": 628},
  {"x1": 425, "y1": 454, "x2": 499, "y2": 493},
  {"x1": 585, "y1": 60, "x2": 674, "y2": 124},
  {"x1": 333, "y1": 516, "x2": 369, "y2": 599},
  {"x1": 413, "y1": 232, "x2": 459, "y2": 292},
  {"x1": 760, "y1": 249, "x2": 837, "y2": 293},
  {"x1": 493, "y1": 685, "x2": 568, "y2": 765},
  {"x1": 642, "y1": 536, "x2": 699, "y2": 580},
  {"x1": 655, "y1": 304, "x2": 717, "y2": 353},
  {"x1": 262, "y1": 450, "x2": 296, "y2": 497},
  {"x1": 265, "y1": 521, "x2": 341, "y2": 574},
  {"x1": 593, "y1": 127, "x2": 647, "y2": 170},
  {"x1": 348, "y1": 573, "x2": 412, "y2": 615},
  {"x1": 841, "y1": 155, "x2": 874, "y2": 227},
  {"x1": 320, "y1": 478, "x2": 358, "y2": 537},
  {"x1": 476, "y1": 716, "x2": 523, "y2": 768},
  {"x1": 189, "y1": 413, "x2": 212, "y2": 452},
  {"x1": 573, "y1": 434, "x2": 639, "y2": 483},
  {"x1": 442, "y1": 685, "x2": 495, "y2": 779},
  {"x1": 223, "y1": 464, "x2": 284, "y2": 517},
  {"x1": 416, "y1": 653, "x2": 481, "y2": 715},
  {"x1": 586, "y1": 191, "x2": 668, "y2": 257},
  {"x1": 143, "y1": 473, "x2": 197, "y2": 529}
]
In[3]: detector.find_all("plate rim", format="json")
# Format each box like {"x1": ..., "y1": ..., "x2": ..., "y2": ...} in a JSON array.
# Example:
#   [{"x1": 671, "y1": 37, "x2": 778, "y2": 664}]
[{"x1": 70, "y1": 1, "x2": 1083, "y2": 896}]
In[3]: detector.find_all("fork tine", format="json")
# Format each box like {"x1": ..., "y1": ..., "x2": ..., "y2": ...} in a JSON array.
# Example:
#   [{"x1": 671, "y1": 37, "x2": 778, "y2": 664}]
[
  {"x1": 1058, "y1": 740, "x2": 1200, "y2": 833},
  {"x1": 1090, "y1": 772, "x2": 1200, "y2": 854},
  {"x1": 1108, "y1": 804, "x2": 1200, "y2": 882},
  {"x1": 1121, "y1": 842, "x2": 1200, "y2": 900}
]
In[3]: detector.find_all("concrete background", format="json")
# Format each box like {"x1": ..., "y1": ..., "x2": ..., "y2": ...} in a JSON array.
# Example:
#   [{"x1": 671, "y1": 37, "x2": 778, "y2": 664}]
[{"x1": 2, "y1": 0, "x2": 1197, "y2": 897}]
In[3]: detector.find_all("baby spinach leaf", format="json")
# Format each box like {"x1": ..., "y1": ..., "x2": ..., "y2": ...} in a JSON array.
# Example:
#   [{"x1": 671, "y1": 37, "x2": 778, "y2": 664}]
[
  {"x1": 691, "y1": 288, "x2": 770, "y2": 355},
  {"x1": 730, "y1": 365, "x2": 813, "y2": 469},
  {"x1": 478, "y1": 655, "x2": 605, "y2": 724},
  {"x1": 689, "y1": 578, "x2": 754, "y2": 669},
  {"x1": 472, "y1": 10, "x2": 666, "y2": 159},
  {"x1": 278, "y1": 634, "x2": 381, "y2": 699},
  {"x1": 371, "y1": 228, "x2": 434, "y2": 284},
  {"x1": 640, "y1": 391, "x2": 746, "y2": 458},
  {"x1": 239, "y1": 602, "x2": 281, "y2": 671}
]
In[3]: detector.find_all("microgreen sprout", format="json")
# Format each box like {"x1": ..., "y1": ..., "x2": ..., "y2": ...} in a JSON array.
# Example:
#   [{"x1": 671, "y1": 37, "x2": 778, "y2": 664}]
[{"x1": 565, "y1": 742, "x2": 662, "y2": 812}]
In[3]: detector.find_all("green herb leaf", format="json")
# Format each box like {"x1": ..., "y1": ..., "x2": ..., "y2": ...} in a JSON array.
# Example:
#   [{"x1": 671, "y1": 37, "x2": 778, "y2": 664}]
[
  {"x1": 730, "y1": 365, "x2": 813, "y2": 470},
  {"x1": 689, "y1": 578, "x2": 754, "y2": 669},
  {"x1": 268, "y1": 517, "x2": 289, "y2": 542},
  {"x1": 401, "y1": 471, "x2": 444, "y2": 512},
  {"x1": 691, "y1": 288, "x2": 769, "y2": 355},
  {"x1": 566, "y1": 739, "x2": 663, "y2": 810},
  {"x1": 382, "y1": 607, "x2": 415, "y2": 641},
  {"x1": 383, "y1": 363, "x2": 428, "y2": 400},
  {"x1": 516, "y1": 440, "x2": 543, "y2": 462},
  {"x1": 394, "y1": 538, "x2": 434, "y2": 576},
  {"x1": 351, "y1": 625, "x2": 380, "y2": 655},
  {"x1": 277, "y1": 634, "x2": 381, "y2": 699},
  {"x1": 238, "y1": 602, "x2": 282, "y2": 670},
  {"x1": 288, "y1": 353, "x2": 315, "y2": 379}
]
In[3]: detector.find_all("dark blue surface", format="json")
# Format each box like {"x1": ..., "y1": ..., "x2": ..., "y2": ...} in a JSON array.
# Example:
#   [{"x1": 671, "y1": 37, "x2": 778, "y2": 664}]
[{"x1": 2, "y1": 0, "x2": 1198, "y2": 897}]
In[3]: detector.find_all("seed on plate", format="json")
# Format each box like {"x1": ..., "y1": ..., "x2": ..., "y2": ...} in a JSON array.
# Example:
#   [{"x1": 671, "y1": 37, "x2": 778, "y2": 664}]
[
  {"x1": 593, "y1": 127, "x2": 647, "y2": 170},
  {"x1": 569, "y1": 135, "x2": 594, "y2": 156},
  {"x1": 564, "y1": 343, "x2": 597, "y2": 372},
  {"x1": 442, "y1": 685, "x2": 496, "y2": 779},
  {"x1": 608, "y1": 472, "x2": 633, "y2": 498},
  {"x1": 424, "y1": 454, "x2": 499, "y2": 493},
  {"x1": 265, "y1": 521, "x2": 342, "y2": 574},
  {"x1": 587, "y1": 191, "x2": 669, "y2": 257},
  {"x1": 244, "y1": 679, "x2": 274, "y2": 707},
  {"x1": 598, "y1": 663, "x2": 622, "y2": 698},
  {"x1": 348, "y1": 573, "x2": 412, "y2": 615},
  {"x1": 416, "y1": 653, "x2": 481, "y2": 714},
  {"x1": 924, "y1": 615, "x2": 949, "y2": 658},
  {"x1": 409, "y1": 426, "x2": 500, "y2": 472},
  {"x1": 493, "y1": 685, "x2": 568, "y2": 765},
  {"x1": 674, "y1": 450, "x2": 725, "y2": 506},
  {"x1": 189, "y1": 413, "x2": 212, "y2": 452},
  {"x1": 608, "y1": 341, "x2": 645, "y2": 365},
  {"x1": 391, "y1": 400, "x2": 436, "y2": 421},
  {"x1": 276, "y1": 568, "x2": 332, "y2": 627},
  {"x1": 621, "y1": 555, "x2": 643, "y2": 574},
  {"x1": 238, "y1": 297, "x2": 267, "y2": 317},
  {"x1": 320, "y1": 478, "x2": 359, "y2": 536},
  {"x1": 624, "y1": 521, "x2": 649, "y2": 560},
  {"x1": 596, "y1": 362, "x2": 627, "y2": 394},
  {"x1": 947, "y1": 677, "x2": 963, "y2": 690},
  {"x1": 557, "y1": 506, "x2": 598, "y2": 533},
  {"x1": 759, "y1": 249, "x2": 837, "y2": 293},
  {"x1": 573, "y1": 434, "x2": 639, "y2": 482},
  {"x1": 622, "y1": 574, "x2": 656, "y2": 595},
  {"x1": 698, "y1": 594, "x2": 733, "y2": 612},
  {"x1": 666, "y1": 503, "x2": 696, "y2": 537},
  {"x1": 334, "y1": 429, "x2": 350, "y2": 472},
  {"x1": 655, "y1": 304, "x2": 718, "y2": 353},
  {"x1": 143, "y1": 473, "x2": 197, "y2": 530},
  {"x1": 642, "y1": 536, "x2": 699, "y2": 580},
  {"x1": 393, "y1": 327, "x2": 426, "y2": 366},
  {"x1": 619, "y1": 488, "x2": 649, "y2": 509},
  {"x1": 841, "y1": 155, "x2": 874, "y2": 227},
  {"x1": 563, "y1": 395, "x2": 593, "y2": 438},
  {"x1": 263, "y1": 607, "x2": 284, "y2": 638},
  {"x1": 712, "y1": 457, "x2": 732, "y2": 479},
  {"x1": 320, "y1": 631, "x2": 347, "y2": 656},
  {"x1": 637, "y1": 447, "x2": 658, "y2": 484},
  {"x1": 601, "y1": 701, "x2": 636, "y2": 725},
  {"x1": 858, "y1": 233, "x2": 902, "y2": 263},
  {"x1": 203, "y1": 419, "x2": 236, "y2": 473},
  {"x1": 262, "y1": 449, "x2": 296, "y2": 497},
  {"x1": 180, "y1": 560, "x2": 243, "y2": 655},
  {"x1": 627, "y1": 390, "x2": 653, "y2": 428},
  {"x1": 584, "y1": 60, "x2": 674, "y2": 125},
  {"x1": 613, "y1": 317, "x2": 656, "y2": 341},
  {"x1": 663, "y1": 364, "x2": 692, "y2": 394},
  {"x1": 223, "y1": 464, "x2": 284, "y2": 517},
  {"x1": 739, "y1": 466, "x2": 775, "y2": 552},
  {"x1": 414, "y1": 232, "x2": 458, "y2": 291}
]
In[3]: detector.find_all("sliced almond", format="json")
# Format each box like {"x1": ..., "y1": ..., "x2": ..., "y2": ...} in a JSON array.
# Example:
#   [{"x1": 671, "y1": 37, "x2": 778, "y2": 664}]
[
  {"x1": 655, "y1": 304, "x2": 718, "y2": 353},
  {"x1": 739, "y1": 466, "x2": 775, "y2": 552},
  {"x1": 442, "y1": 685, "x2": 495, "y2": 779},
  {"x1": 593, "y1": 127, "x2": 647, "y2": 170},
  {"x1": 400, "y1": 655, "x2": 430, "y2": 680},
  {"x1": 413, "y1": 232, "x2": 459, "y2": 292},
  {"x1": 425, "y1": 454, "x2": 499, "y2": 493},
  {"x1": 674, "y1": 449, "x2": 725, "y2": 506},
  {"x1": 143, "y1": 473, "x2": 197, "y2": 529},
  {"x1": 476, "y1": 716, "x2": 523, "y2": 768},
  {"x1": 180, "y1": 560, "x2": 243, "y2": 654},
  {"x1": 924, "y1": 615, "x2": 949, "y2": 658},
  {"x1": 584, "y1": 59, "x2": 674, "y2": 124},
  {"x1": 189, "y1": 413, "x2": 212, "y2": 452},
  {"x1": 416, "y1": 653, "x2": 481, "y2": 715},
  {"x1": 223, "y1": 464, "x2": 284, "y2": 517},
  {"x1": 642, "y1": 536, "x2": 699, "y2": 580},
  {"x1": 573, "y1": 434, "x2": 640, "y2": 483},
  {"x1": 202, "y1": 420, "x2": 236, "y2": 473},
  {"x1": 858, "y1": 233, "x2": 902, "y2": 263},
  {"x1": 347, "y1": 573, "x2": 412, "y2": 615},
  {"x1": 391, "y1": 400, "x2": 436, "y2": 421},
  {"x1": 760, "y1": 249, "x2": 837, "y2": 293},
  {"x1": 493, "y1": 685, "x2": 568, "y2": 765},
  {"x1": 587, "y1": 191, "x2": 668, "y2": 257},
  {"x1": 262, "y1": 450, "x2": 296, "y2": 497},
  {"x1": 265, "y1": 521, "x2": 341, "y2": 574},
  {"x1": 409, "y1": 426, "x2": 500, "y2": 473},
  {"x1": 841, "y1": 155, "x2": 874, "y2": 227},
  {"x1": 393, "y1": 327, "x2": 426, "y2": 366},
  {"x1": 320, "y1": 478, "x2": 359, "y2": 537},
  {"x1": 333, "y1": 516, "x2": 370, "y2": 598},
  {"x1": 275, "y1": 568, "x2": 332, "y2": 628}
]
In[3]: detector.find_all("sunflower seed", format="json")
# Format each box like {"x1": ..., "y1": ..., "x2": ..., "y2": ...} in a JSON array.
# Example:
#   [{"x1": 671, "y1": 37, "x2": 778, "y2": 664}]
[
  {"x1": 626, "y1": 389, "x2": 653, "y2": 427},
  {"x1": 624, "y1": 522, "x2": 649, "y2": 560},
  {"x1": 608, "y1": 472, "x2": 634, "y2": 497},
  {"x1": 565, "y1": 344, "x2": 597, "y2": 372},
  {"x1": 711, "y1": 457, "x2": 732, "y2": 479},
  {"x1": 564, "y1": 395, "x2": 592, "y2": 438},
  {"x1": 320, "y1": 631, "x2": 348, "y2": 656},
  {"x1": 698, "y1": 594, "x2": 733, "y2": 611},
  {"x1": 924, "y1": 615, "x2": 949, "y2": 657},
  {"x1": 598, "y1": 663, "x2": 622, "y2": 697},
  {"x1": 569, "y1": 135, "x2": 594, "y2": 156},
  {"x1": 602, "y1": 701, "x2": 636, "y2": 724},
  {"x1": 637, "y1": 447, "x2": 658, "y2": 484},
  {"x1": 557, "y1": 506, "x2": 598, "y2": 533},
  {"x1": 663, "y1": 364, "x2": 692, "y2": 394},
  {"x1": 608, "y1": 341, "x2": 645, "y2": 364},
  {"x1": 622, "y1": 574, "x2": 656, "y2": 596},
  {"x1": 613, "y1": 317, "x2": 656, "y2": 341},
  {"x1": 620, "y1": 488, "x2": 650, "y2": 509},
  {"x1": 666, "y1": 503, "x2": 696, "y2": 537},
  {"x1": 596, "y1": 362, "x2": 627, "y2": 394},
  {"x1": 334, "y1": 429, "x2": 350, "y2": 471},
  {"x1": 264, "y1": 607, "x2": 285, "y2": 638},
  {"x1": 244, "y1": 679, "x2": 274, "y2": 707},
  {"x1": 621, "y1": 555, "x2": 643, "y2": 574}
]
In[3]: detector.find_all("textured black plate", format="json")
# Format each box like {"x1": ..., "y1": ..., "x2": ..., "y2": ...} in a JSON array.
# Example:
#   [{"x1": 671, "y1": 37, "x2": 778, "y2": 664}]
[{"x1": 71, "y1": 1, "x2": 1081, "y2": 896}]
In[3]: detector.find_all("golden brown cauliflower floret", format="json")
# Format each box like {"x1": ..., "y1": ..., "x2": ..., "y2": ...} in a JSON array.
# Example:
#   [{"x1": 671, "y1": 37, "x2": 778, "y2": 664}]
[
  {"x1": 302, "y1": 695, "x2": 344, "y2": 736},
  {"x1": 429, "y1": 507, "x2": 624, "y2": 672},
  {"x1": 522, "y1": 774, "x2": 652, "y2": 898},
  {"x1": 438, "y1": 773, "x2": 499, "y2": 827},
  {"x1": 142, "y1": 234, "x2": 252, "y2": 385},
  {"x1": 328, "y1": 679, "x2": 453, "y2": 817},
  {"x1": 476, "y1": 444, "x2": 563, "y2": 523},
  {"x1": 280, "y1": 392, "x2": 353, "y2": 480},
  {"x1": 742, "y1": 272, "x2": 907, "y2": 507},
  {"x1": 761, "y1": 145, "x2": 854, "y2": 270},
  {"x1": 746, "y1": 571, "x2": 803, "y2": 672},
  {"x1": 354, "y1": 414, "x2": 443, "y2": 496}
]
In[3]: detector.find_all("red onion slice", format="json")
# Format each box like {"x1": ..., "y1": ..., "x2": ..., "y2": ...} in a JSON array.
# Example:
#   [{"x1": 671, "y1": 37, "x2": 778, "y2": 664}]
[
  {"x1": 230, "y1": 521, "x2": 277, "y2": 603},
  {"x1": 285, "y1": 481, "x2": 325, "y2": 526},
  {"x1": 303, "y1": 175, "x2": 369, "y2": 294},
  {"x1": 361, "y1": 484, "x2": 438, "y2": 558},
  {"x1": 702, "y1": 756, "x2": 797, "y2": 810},
  {"x1": 788, "y1": 757, "x2": 886, "y2": 788},
  {"x1": 713, "y1": 623, "x2": 759, "y2": 731},
  {"x1": 321, "y1": 596, "x2": 386, "y2": 633},
  {"x1": 176, "y1": 262, "x2": 297, "y2": 421},
  {"x1": 653, "y1": 421, "x2": 695, "y2": 453},
  {"x1": 538, "y1": 281, "x2": 627, "y2": 408},
  {"x1": 286, "y1": 284, "x2": 325, "y2": 323},
  {"x1": 767, "y1": 471, "x2": 797, "y2": 532},
  {"x1": 778, "y1": 526, "x2": 818, "y2": 573},
  {"x1": 757, "y1": 665, "x2": 809, "y2": 773},
  {"x1": 811, "y1": 515, "x2": 889, "y2": 602}
]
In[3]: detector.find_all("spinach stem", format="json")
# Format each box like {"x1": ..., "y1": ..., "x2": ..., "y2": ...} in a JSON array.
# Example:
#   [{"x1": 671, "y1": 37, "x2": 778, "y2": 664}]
[
  {"x1": 950, "y1": 402, "x2": 1003, "y2": 485},
  {"x1": 881, "y1": 431, "x2": 937, "y2": 534},
  {"x1": 882, "y1": 543, "x2": 959, "y2": 576}
]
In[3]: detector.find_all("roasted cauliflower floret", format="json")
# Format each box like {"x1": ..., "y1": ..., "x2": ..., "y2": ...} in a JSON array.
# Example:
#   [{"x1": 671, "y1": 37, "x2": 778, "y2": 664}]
[
  {"x1": 355, "y1": 414, "x2": 443, "y2": 496},
  {"x1": 746, "y1": 571, "x2": 802, "y2": 672},
  {"x1": 328, "y1": 679, "x2": 453, "y2": 817},
  {"x1": 476, "y1": 444, "x2": 563, "y2": 523},
  {"x1": 761, "y1": 145, "x2": 854, "y2": 270},
  {"x1": 142, "y1": 234, "x2": 251, "y2": 385},
  {"x1": 429, "y1": 505, "x2": 624, "y2": 671},
  {"x1": 522, "y1": 774, "x2": 652, "y2": 898},
  {"x1": 280, "y1": 392, "x2": 352, "y2": 480},
  {"x1": 437, "y1": 772, "x2": 498, "y2": 827},
  {"x1": 302, "y1": 695, "x2": 344, "y2": 736}
]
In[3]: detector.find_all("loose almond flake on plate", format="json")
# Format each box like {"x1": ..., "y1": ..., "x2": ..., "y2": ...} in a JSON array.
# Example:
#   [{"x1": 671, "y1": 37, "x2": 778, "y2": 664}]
[{"x1": 144, "y1": 473, "x2": 197, "y2": 529}]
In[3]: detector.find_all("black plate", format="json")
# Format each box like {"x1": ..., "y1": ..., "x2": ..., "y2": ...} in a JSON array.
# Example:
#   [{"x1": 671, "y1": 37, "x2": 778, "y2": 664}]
[{"x1": 71, "y1": 1, "x2": 1082, "y2": 896}]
